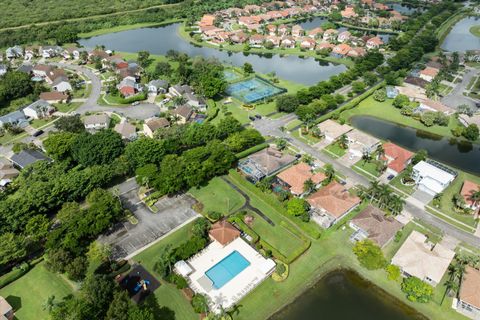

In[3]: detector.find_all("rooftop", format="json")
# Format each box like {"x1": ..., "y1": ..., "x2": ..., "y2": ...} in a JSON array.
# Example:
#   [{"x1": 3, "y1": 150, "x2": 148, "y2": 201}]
[
  {"x1": 209, "y1": 220, "x2": 241, "y2": 246},
  {"x1": 276, "y1": 162, "x2": 326, "y2": 195},
  {"x1": 460, "y1": 266, "x2": 480, "y2": 309},
  {"x1": 307, "y1": 181, "x2": 361, "y2": 218},
  {"x1": 10, "y1": 149, "x2": 50, "y2": 169},
  {"x1": 317, "y1": 119, "x2": 353, "y2": 140},
  {"x1": 83, "y1": 114, "x2": 110, "y2": 126},
  {"x1": 461, "y1": 180, "x2": 480, "y2": 208},
  {"x1": 246, "y1": 147, "x2": 296, "y2": 177}
]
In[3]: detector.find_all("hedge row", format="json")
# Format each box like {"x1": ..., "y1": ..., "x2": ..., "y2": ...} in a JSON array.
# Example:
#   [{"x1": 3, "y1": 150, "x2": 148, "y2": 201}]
[{"x1": 235, "y1": 142, "x2": 269, "y2": 159}]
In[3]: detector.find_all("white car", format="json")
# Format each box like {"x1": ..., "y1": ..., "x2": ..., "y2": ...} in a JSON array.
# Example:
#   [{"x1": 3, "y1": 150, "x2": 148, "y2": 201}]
[{"x1": 131, "y1": 101, "x2": 140, "y2": 106}]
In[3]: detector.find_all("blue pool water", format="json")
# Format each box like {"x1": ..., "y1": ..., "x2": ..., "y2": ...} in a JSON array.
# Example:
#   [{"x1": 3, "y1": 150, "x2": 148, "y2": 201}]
[
  {"x1": 226, "y1": 77, "x2": 285, "y2": 103},
  {"x1": 205, "y1": 250, "x2": 250, "y2": 289}
]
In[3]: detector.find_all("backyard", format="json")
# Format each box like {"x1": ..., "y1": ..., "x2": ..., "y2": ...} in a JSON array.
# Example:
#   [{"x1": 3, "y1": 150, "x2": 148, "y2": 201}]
[{"x1": 0, "y1": 262, "x2": 74, "y2": 320}]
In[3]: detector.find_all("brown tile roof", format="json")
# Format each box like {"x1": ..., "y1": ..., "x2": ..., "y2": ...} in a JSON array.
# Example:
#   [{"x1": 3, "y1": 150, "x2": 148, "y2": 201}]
[
  {"x1": 351, "y1": 205, "x2": 403, "y2": 247},
  {"x1": 460, "y1": 266, "x2": 480, "y2": 309},
  {"x1": 173, "y1": 105, "x2": 193, "y2": 120},
  {"x1": 145, "y1": 117, "x2": 169, "y2": 131},
  {"x1": 39, "y1": 91, "x2": 68, "y2": 101},
  {"x1": 383, "y1": 142, "x2": 413, "y2": 174},
  {"x1": 307, "y1": 181, "x2": 361, "y2": 218},
  {"x1": 209, "y1": 221, "x2": 240, "y2": 245},
  {"x1": 461, "y1": 180, "x2": 480, "y2": 208},
  {"x1": 277, "y1": 163, "x2": 326, "y2": 195},
  {"x1": 420, "y1": 66, "x2": 440, "y2": 78}
]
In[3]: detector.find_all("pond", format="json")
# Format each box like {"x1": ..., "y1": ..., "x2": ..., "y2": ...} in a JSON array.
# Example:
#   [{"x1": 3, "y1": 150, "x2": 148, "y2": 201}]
[
  {"x1": 270, "y1": 270, "x2": 427, "y2": 320},
  {"x1": 350, "y1": 116, "x2": 480, "y2": 175},
  {"x1": 441, "y1": 17, "x2": 480, "y2": 52},
  {"x1": 78, "y1": 23, "x2": 347, "y2": 85},
  {"x1": 298, "y1": 16, "x2": 328, "y2": 29},
  {"x1": 387, "y1": 2, "x2": 423, "y2": 15}
]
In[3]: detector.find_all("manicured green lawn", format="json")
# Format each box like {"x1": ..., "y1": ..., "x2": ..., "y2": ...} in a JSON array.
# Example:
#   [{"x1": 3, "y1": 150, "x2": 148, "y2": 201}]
[
  {"x1": 284, "y1": 119, "x2": 303, "y2": 131},
  {"x1": 30, "y1": 119, "x2": 51, "y2": 129},
  {"x1": 78, "y1": 19, "x2": 181, "y2": 38},
  {"x1": 340, "y1": 96, "x2": 463, "y2": 140},
  {"x1": 353, "y1": 159, "x2": 382, "y2": 178},
  {"x1": 323, "y1": 141, "x2": 347, "y2": 158},
  {"x1": 291, "y1": 129, "x2": 322, "y2": 145},
  {"x1": 188, "y1": 176, "x2": 246, "y2": 215},
  {"x1": 470, "y1": 25, "x2": 480, "y2": 37},
  {"x1": 54, "y1": 102, "x2": 81, "y2": 113},
  {"x1": 428, "y1": 171, "x2": 480, "y2": 228},
  {"x1": 389, "y1": 173, "x2": 416, "y2": 196},
  {"x1": 0, "y1": 262, "x2": 73, "y2": 320}
]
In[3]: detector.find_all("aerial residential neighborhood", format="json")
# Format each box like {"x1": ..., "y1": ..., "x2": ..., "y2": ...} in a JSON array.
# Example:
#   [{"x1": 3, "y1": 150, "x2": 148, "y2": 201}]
[{"x1": 0, "y1": 0, "x2": 479, "y2": 320}]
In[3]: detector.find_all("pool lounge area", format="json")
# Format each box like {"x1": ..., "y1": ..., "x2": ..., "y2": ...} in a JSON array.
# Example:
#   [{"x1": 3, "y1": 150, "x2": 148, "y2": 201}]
[{"x1": 176, "y1": 235, "x2": 275, "y2": 312}]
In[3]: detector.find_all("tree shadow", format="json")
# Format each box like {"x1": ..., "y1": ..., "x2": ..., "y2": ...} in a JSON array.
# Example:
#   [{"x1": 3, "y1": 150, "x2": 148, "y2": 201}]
[
  {"x1": 142, "y1": 294, "x2": 175, "y2": 320},
  {"x1": 5, "y1": 295, "x2": 22, "y2": 312}
]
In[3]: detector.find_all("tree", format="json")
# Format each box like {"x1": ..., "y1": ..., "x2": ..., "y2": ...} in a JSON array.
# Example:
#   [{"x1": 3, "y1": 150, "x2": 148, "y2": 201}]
[
  {"x1": 215, "y1": 116, "x2": 243, "y2": 140},
  {"x1": 401, "y1": 276, "x2": 434, "y2": 303},
  {"x1": 243, "y1": 62, "x2": 254, "y2": 74},
  {"x1": 324, "y1": 164, "x2": 335, "y2": 182},
  {"x1": 275, "y1": 138, "x2": 287, "y2": 150},
  {"x1": 72, "y1": 130, "x2": 124, "y2": 167},
  {"x1": 43, "y1": 132, "x2": 78, "y2": 161},
  {"x1": 412, "y1": 149, "x2": 427, "y2": 164},
  {"x1": 105, "y1": 290, "x2": 131, "y2": 320},
  {"x1": 86, "y1": 241, "x2": 111, "y2": 263},
  {"x1": 65, "y1": 256, "x2": 88, "y2": 281},
  {"x1": 363, "y1": 72, "x2": 377, "y2": 86},
  {"x1": 339, "y1": 134, "x2": 349, "y2": 149},
  {"x1": 373, "y1": 89, "x2": 386, "y2": 102},
  {"x1": 420, "y1": 111, "x2": 436, "y2": 127},
  {"x1": 276, "y1": 94, "x2": 299, "y2": 113},
  {"x1": 54, "y1": 114, "x2": 85, "y2": 133},
  {"x1": 135, "y1": 164, "x2": 158, "y2": 187},
  {"x1": 24, "y1": 214, "x2": 51, "y2": 241},
  {"x1": 125, "y1": 137, "x2": 166, "y2": 168},
  {"x1": 386, "y1": 264, "x2": 401, "y2": 282},
  {"x1": 137, "y1": 50, "x2": 151, "y2": 68},
  {"x1": 287, "y1": 198, "x2": 309, "y2": 218},
  {"x1": 0, "y1": 71, "x2": 34, "y2": 106},
  {"x1": 352, "y1": 81, "x2": 366, "y2": 94},
  {"x1": 392, "y1": 94, "x2": 410, "y2": 109},
  {"x1": 191, "y1": 294, "x2": 209, "y2": 314},
  {"x1": 353, "y1": 240, "x2": 387, "y2": 270},
  {"x1": 153, "y1": 61, "x2": 172, "y2": 77},
  {"x1": 81, "y1": 274, "x2": 115, "y2": 319},
  {"x1": 462, "y1": 124, "x2": 479, "y2": 141},
  {"x1": 0, "y1": 232, "x2": 26, "y2": 268},
  {"x1": 303, "y1": 178, "x2": 316, "y2": 194},
  {"x1": 154, "y1": 244, "x2": 175, "y2": 278}
]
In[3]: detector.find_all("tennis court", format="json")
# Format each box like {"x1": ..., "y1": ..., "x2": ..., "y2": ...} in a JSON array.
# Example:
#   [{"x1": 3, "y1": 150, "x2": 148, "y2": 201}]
[
  {"x1": 226, "y1": 77, "x2": 285, "y2": 103},
  {"x1": 224, "y1": 70, "x2": 241, "y2": 82}
]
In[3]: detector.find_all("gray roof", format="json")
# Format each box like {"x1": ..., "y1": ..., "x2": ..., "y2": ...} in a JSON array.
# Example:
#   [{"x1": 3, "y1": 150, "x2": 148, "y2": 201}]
[
  {"x1": 114, "y1": 122, "x2": 136, "y2": 138},
  {"x1": 24, "y1": 100, "x2": 51, "y2": 112},
  {"x1": 52, "y1": 76, "x2": 70, "y2": 87},
  {"x1": 148, "y1": 79, "x2": 169, "y2": 89},
  {"x1": 83, "y1": 114, "x2": 110, "y2": 126},
  {"x1": 10, "y1": 149, "x2": 50, "y2": 169},
  {"x1": 17, "y1": 64, "x2": 33, "y2": 73},
  {"x1": 0, "y1": 110, "x2": 28, "y2": 126},
  {"x1": 173, "y1": 105, "x2": 193, "y2": 119},
  {"x1": 172, "y1": 84, "x2": 192, "y2": 95}
]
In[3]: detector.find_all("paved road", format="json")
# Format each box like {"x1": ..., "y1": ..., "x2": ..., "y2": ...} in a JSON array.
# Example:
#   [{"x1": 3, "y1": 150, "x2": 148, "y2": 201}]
[
  {"x1": 54, "y1": 63, "x2": 160, "y2": 120},
  {"x1": 441, "y1": 67, "x2": 479, "y2": 109},
  {"x1": 252, "y1": 115, "x2": 480, "y2": 248}
]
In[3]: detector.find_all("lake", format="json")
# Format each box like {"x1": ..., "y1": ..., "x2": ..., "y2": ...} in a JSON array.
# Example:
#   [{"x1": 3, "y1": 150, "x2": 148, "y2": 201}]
[
  {"x1": 350, "y1": 116, "x2": 480, "y2": 175},
  {"x1": 387, "y1": 2, "x2": 423, "y2": 15},
  {"x1": 78, "y1": 23, "x2": 347, "y2": 85},
  {"x1": 270, "y1": 270, "x2": 427, "y2": 320},
  {"x1": 441, "y1": 16, "x2": 480, "y2": 52}
]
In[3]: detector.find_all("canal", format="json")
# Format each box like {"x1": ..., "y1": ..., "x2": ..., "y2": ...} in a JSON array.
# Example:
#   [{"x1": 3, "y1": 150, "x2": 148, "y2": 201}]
[
  {"x1": 350, "y1": 116, "x2": 480, "y2": 175},
  {"x1": 441, "y1": 16, "x2": 480, "y2": 52},
  {"x1": 270, "y1": 270, "x2": 427, "y2": 320},
  {"x1": 78, "y1": 23, "x2": 347, "y2": 85}
]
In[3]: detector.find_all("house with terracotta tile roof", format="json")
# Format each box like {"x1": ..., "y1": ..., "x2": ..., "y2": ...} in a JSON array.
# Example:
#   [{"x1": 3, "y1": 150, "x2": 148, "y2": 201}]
[
  {"x1": 419, "y1": 66, "x2": 440, "y2": 82},
  {"x1": 392, "y1": 230, "x2": 454, "y2": 287},
  {"x1": 276, "y1": 163, "x2": 326, "y2": 196},
  {"x1": 265, "y1": 35, "x2": 281, "y2": 47},
  {"x1": 317, "y1": 42, "x2": 335, "y2": 51},
  {"x1": 281, "y1": 36, "x2": 296, "y2": 49},
  {"x1": 199, "y1": 15, "x2": 216, "y2": 28},
  {"x1": 291, "y1": 25, "x2": 304, "y2": 37},
  {"x1": 266, "y1": 24, "x2": 277, "y2": 35},
  {"x1": 331, "y1": 43, "x2": 352, "y2": 58},
  {"x1": 457, "y1": 266, "x2": 480, "y2": 319},
  {"x1": 249, "y1": 34, "x2": 265, "y2": 47},
  {"x1": 277, "y1": 24, "x2": 289, "y2": 36},
  {"x1": 347, "y1": 47, "x2": 367, "y2": 58},
  {"x1": 460, "y1": 180, "x2": 480, "y2": 211},
  {"x1": 323, "y1": 29, "x2": 339, "y2": 41},
  {"x1": 308, "y1": 27, "x2": 324, "y2": 39},
  {"x1": 341, "y1": 6, "x2": 358, "y2": 19},
  {"x1": 349, "y1": 205, "x2": 403, "y2": 247},
  {"x1": 416, "y1": 98, "x2": 454, "y2": 115},
  {"x1": 308, "y1": 181, "x2": 361, "y2": 228},
  {"x1": 300, "y1": 37, "x2": 316, "y2": 50},
  {"x1": 366, "y1": 36, "x2": 384, "y2": 49},
  {"x1": 381, "y1": 142, "x2": 414, "y2": 176},
  {"x1": 209, "y1": 220, "x2": 241, "y2": 246}
]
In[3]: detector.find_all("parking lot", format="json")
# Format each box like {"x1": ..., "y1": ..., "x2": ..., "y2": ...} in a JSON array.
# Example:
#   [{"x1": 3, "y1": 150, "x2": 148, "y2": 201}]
[{"x1": 99, "y1": 179, "x2": 199, "y2": 260}]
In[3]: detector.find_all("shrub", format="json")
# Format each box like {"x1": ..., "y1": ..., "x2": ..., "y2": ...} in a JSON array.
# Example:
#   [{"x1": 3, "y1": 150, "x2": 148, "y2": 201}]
[
  {"x1": 207, "y1": 211, "x2": 222, "y2": 221},
  {"x1": 191, "y1": 294, "x2": 209, "y2": 313},
  {"x1": 373, "y1": 89, "x2": 386, "y2": 102},
  {"x1": 401, "y1": 276, "x2": 433, "y2": 303},
  {"x1": 353, "y1": 240, "x2": 387, "y2": 270},
  {"x1": 167, "y1": 273, "x2": 189, "y2": 289},
  {"x1": 385, "y1": 264, "x2": 401, "y2": 282},
  {"x1": 276, "y1": 263, "x2": 286, "y2": 275}
]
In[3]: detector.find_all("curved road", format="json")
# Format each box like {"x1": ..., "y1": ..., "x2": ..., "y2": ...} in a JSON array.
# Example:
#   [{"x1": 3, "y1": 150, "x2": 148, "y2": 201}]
[
  {"x1": 55, "y1": 63, "x2": 160, "y2": 120},
  {"x1": 253, "y1": 114, "x2": 480, "y2": 248}
]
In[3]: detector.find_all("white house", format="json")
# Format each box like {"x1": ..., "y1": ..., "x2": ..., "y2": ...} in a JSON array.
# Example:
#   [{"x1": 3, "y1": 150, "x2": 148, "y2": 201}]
[
  {"x1": 337, "y1": 31, "x2": 351, "y2": 43},
  {"x1": 23, "y1": 100, "x2": 55, "y2": 119},
  {"x1": 147, "y1": 79, "x2": 169, "y2": 94},
  {"x1": 412, "y1": 160, "x2": 456, "y2": 196},
  {"x1": 317, "y1": 119, "x2": 353, "y2": 143},
  {"x1": 52, "y1": 77, "x2": 72, "y2": 92},
  {"x1": 83, "y1": 114, "x2": 110, "y2": 131},
  {"x1": 345, "y1": 129, "x2": 380, "y2": 157},
  {"x1": 114, "y1": 122, "x2": 137, "y2": 140}
]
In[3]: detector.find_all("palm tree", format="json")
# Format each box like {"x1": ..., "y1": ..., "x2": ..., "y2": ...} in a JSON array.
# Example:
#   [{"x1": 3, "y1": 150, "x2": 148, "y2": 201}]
[
  {"x1": 362, "y1": 150, "x2": 372, "y2": 164},
  {"x1": 42, "y1": 295, "x2": 56, "y2": 312},
  {"x1": 324, "y1": 164, "x2": 335, "y2": 183},
  {"x1": 389, "y1": 195, "x2": 405, "y2": 216},
  {"x1": 303, "y1": 178, "x2": 316, "y2": 194},
  {"x1": 173, "y1": 95, "x2": 187, "y2": 106},
  {"x1": 468, "y1": 187, "x2": 480, "y2": 211},
  {"x1": 376, "y1": 144, "x2": 385, "y2": 160},
  {"x1": 339, "y1": 134, "x2": 349, "y2": 149}
]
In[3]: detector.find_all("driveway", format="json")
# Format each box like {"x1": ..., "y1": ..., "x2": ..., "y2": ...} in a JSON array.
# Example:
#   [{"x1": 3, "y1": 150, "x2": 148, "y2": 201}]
[
  {"x1": 99, "y1": 179, "x2": 199, "y2": 260},
  {"x1": 441, "y1": 67, "x2": 479, "y2": 110}
]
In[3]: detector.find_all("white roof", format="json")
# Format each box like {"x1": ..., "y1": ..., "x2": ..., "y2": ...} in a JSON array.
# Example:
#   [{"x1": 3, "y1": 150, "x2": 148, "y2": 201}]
[
  {"x1": 258, "y1": 259, "x2": 276, "y2": 275},
  {"x1": 392, "y1": 230, "x2": 455, "y2": 285},
  {"x1": 317, "y1": 119, "x2": 353, "y2": 140},
  {"x1": 413, "y1": 161, "x2": 455, "y2": 185},
  {"x1": 346, "y1": 129, "x2": 380, "y2": 148},
  {"x1": 174, "y1": 260, "x2": 193, "y2": 277}
]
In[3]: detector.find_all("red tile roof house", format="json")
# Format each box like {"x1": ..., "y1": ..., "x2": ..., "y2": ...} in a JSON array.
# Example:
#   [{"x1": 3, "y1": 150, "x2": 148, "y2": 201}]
[
  {"x1": 341, "y1": 6, "x2": 358, "y2": 19},
  {"x1": 331, "y1": 44, "x2": 352, "y2": 58},
  {"x1": 308, "y1": 181, "x2": 361, "y2": 228},
  {"x1": 276, "y1": 162, "x2": 326, "y2": 196},
  {"x1": 199, "y1": 14, "x2": 216, "y2": 28},
  {"x1": 265, "y1": 35, "x2": 281, "y2": 48},
  {"x1": 323, "y1": 29, "x2": 339, "y2": 41},
  {"x1": 461, "y1": 180, "x2": 480, "y2": 211},
  {"x1": 300, "y1": 37, "x2": 317, "y2": 50},
  {"x1": 291, "y1": 25, "x2": 305, "y2": 37},
  {"x1": 277, "y1": 24, "x2": 289, "y2": 36},
  {"x1": 366, "y1": 36, "x2": 384, "y2": 50},
  {"x1": 308, "y1": 27, "x2": 324, "y2": 39},
  {"x1": 280, "y1": 36, "x2": 296, "y2": 49},
  {"x1": 39, "y1": 91, "x2": 69, "y2": 103},
  {"x1": 249, "y1": 34, "x2": 265, "y2": 47},
  {"x1": 266, "y1": 24, "x2": 277, "y2": 35},
  {"x1": 456, "y1": 266, "x2": 480, "y2": 319},
  {"x1": 381, "y1": 142, "x2": 414, "y2": 177},
  {"x1": 419, "y1": 66, "x2": 440, "y2": 82},
  {"x1": 347, "y1": 47, "x2": 367, "y2": 58},
  {"x1": 229, "y1": 31, "x2": 249, "y2": 44}
]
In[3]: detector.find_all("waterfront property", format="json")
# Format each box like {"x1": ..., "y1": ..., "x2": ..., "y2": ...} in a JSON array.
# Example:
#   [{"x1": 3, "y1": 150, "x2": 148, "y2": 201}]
[
  {"x1": 317, "y1": 119, "x2": 353, "y2": 143},
  {"x1": 381, "y1": 142, "x2": 414, "y2": 177},
  {"x1": 225, "y1": 77, "x2": 285, "y2": 104},
  {"x1": 178, "y1": 221, "x2": 275, "y2": 312},
  {"x1": 456, "y1": 266, "x2": 480, "y2": 320},
  {"x1": 460, "y1": 180, "x2": 480, "y2": 212},
  {"x1": 412, "y1": 160, "x2": 457, "y2": 196},
  {"x1": 391, "y1": 230, "x2": 454, "y2": 287},
  {"x1": 349, "y1": 205, "x2": 403, "y2": 248},
  {"x1": 307, "y1": 181, "x2": 361, "y2": 228},
  {"x1": 345, "y1": 129, "x2": 381, "y2": 158}
]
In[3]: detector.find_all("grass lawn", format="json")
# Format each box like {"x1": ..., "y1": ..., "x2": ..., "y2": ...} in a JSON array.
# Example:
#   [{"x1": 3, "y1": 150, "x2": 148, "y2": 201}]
[
  {"x1": 353, "y1": 159, "x2": 382, "y2": 178},
  {"x1": 188, "y1": 176, "x2": 246, "y2": 215},
  {"x1": 54, "y1": 102, "x2": 81, "y2": 113},
  {"x1": 291, "y1": 129, "x2": 322, "y2": 145},
  {"x1": 470, "y1": 25, "x2": 480, "y2": 38},
  {"x1": 132, "y1": 219, "x2": 200, "y2": 320},
  {"x1": 30, "y1": 118, "x2": 52, "y2": 129},
  {"x1": 284, "y1": 119, "x2": 303, "y2": 131},
  {"x1": 389, "y1": 172, "x2": 416, "y2": 196},
  {"x1": 79, "y1": 19, "x2": 182, "y2": 38},
  {"x1": 0, "y1": 262, "x2": 74, "y2": 320},
  {"x1": 428, "y1": 171, "x2": 480, "y2": 229},
  {"x1": 340, "y1": 96, "x2": 463, "y2": 140},
  {"x1": 247, "y1": 210, "x2": 307, "y2": 261},
  {"x1": 323, "y1": 141, "x2": 347, "y2": 158}
]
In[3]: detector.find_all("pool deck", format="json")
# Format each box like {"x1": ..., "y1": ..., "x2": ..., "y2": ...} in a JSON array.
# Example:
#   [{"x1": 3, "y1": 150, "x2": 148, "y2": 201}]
[{"x1": 185, "y1": 237, "x2": 275, "y2": 312}]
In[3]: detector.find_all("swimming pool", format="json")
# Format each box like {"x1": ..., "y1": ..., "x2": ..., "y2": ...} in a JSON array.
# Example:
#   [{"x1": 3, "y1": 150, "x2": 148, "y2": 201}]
[{"x1": 205, "y1": 250, "x2": 250, "y2": 289}]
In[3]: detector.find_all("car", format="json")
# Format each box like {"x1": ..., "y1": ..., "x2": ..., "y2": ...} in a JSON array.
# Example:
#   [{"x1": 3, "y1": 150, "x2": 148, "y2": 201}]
[
  {"x1": 387, "y1": 174, "x2": 395, "y2": 181},
  {"x1": 249, "y1": 116, "x2": 256, "y2": 121},
  {"x1": 131, "y1": 101, "x2": 140, "y2": 106},
  {"x1": 339, "y1": 180, "x2": 347, "y2": 185},
  {"x1": 32, "y1": 129, "x2": 44, "y2": 137},
  {"x1": 255, "y1": 114, "x2": 262, "y2": 119}
]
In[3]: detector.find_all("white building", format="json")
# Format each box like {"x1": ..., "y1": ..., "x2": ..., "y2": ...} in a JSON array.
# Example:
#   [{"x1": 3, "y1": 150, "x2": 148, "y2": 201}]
[
  {"x1": 412, "y1": 160, "x2": 456, "y2": 196},
  {"x1": 23, "y1": 100, "x2": 54, "y2": 119},
  {"x1": 345, "y1": 129, "x2": 380, "y2": 157},
  {"x1": 83, "y1": 114, "x2": 110, "y2": 131}
]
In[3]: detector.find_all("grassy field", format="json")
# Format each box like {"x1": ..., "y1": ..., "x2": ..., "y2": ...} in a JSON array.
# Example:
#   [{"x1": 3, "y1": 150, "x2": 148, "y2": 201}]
[
  {"x1": 340, "y1": 96, "x2": 463, "y2": 140},
  {"x1": 353, "y1": 159, "x2": 382, "y2": 178},
  {"x1": 389, "y1": 173, "x2": 416, "y2": 196},
  {"x1": 79, "y1": 19, "x2": 181, "y2": 38},
  {"x1": 429, "y1": 171, "x2": 480, "y2": 228},
  {"x1": 323, "y1": 141, "x2": 347, "y2": 158},
  {"x1": 470, "y1": 25, "x2": 480, "y2": 37},
  {"x1": 0, "y1": 262, "x2": 74, "y2": 320},
  {"x1": 188, "y1": 177, "x2": 246, "y2": 215}
]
